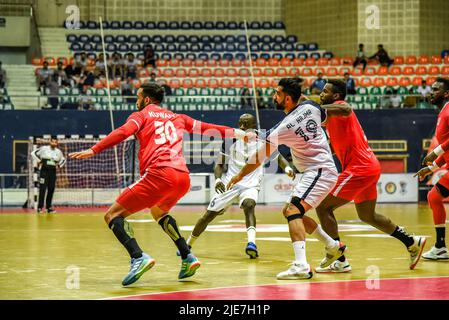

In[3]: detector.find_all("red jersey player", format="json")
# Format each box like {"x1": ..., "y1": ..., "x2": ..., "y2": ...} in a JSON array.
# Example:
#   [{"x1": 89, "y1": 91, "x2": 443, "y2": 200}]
[
  {"x1": 311, "y1": 79, "x2": 426, "y2": 273},
  {"x1": 69, "y1": 83, "x2": 250, "y2": 286},
  {"x1": 415, "y1": 77, "x2": 449, "y2": 260}
]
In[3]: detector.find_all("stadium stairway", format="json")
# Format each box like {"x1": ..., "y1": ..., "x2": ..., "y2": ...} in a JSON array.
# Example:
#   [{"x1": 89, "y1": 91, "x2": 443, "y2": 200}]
[
  {"x1": 39, "y1": 27, "x2": 72, "y2": 58},
  {"x1": 3, "y1": 65, "x2": 45, "y2": 110}
]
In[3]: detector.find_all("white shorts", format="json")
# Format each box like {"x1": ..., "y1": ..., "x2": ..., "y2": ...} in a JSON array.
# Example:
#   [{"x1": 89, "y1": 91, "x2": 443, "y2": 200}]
[
  {"x1": 207, "y1": 185, "x2": 259, "y2": 213},
  {"x1": 288, "y1": 168, "x2": 338, "y2": 208}
]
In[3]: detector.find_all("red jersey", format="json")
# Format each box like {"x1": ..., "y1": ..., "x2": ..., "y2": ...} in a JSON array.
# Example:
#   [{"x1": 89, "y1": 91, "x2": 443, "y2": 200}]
[
  {"x1": 325, "y1": 101, "x2": 381, "y2": 175},
  {"x1": 435, "y1": 102, "x2": 449, "y2": 167},
  {"x1": 91, "y1": 104, "x2": 235, "y2": 175}
]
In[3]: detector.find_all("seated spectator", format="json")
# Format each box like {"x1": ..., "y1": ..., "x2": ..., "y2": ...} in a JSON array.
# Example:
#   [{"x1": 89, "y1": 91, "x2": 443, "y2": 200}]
[
  {"x1": 45, "y1": 73, "x2": 60, "y2": 109},
  {"x1": 149, "y1": 72, "x2": 157, "y2": 83},
  {"x1": 403, "y1": 88, "x2": 418, "y2": 108},
  {"x1": 240, "y1": 87, "x2": 252, "y2": 109},
  {"x1": 109, "y1": 52, "x2": 123, "y2": 79},
  {"x1": 37, "y1": 61, "x2": 54, "y2": 93},
  {"x1": 344, "y1": 72, "x2": 356, "y2": 95},
  {"x1": 55, "y1": 61, "x2": 71, "y2": 87},
  {"x1": 417, "y1": 80, "x2": 431, "y2": 100},
  {"x1": 143, "y1": 45, "x2": 156, "y2": 69},
  {"x1": 74, "y1": 52, "x2": 88, "y2": 76},
  {"x1": 78, "y1": 95, "x2": 94, "y2": 110},
  {"x1": 0, "y1": 61, "x2": 6, "y2": 88},
  {"x1": 353, "y1": 43, "x2": 368, "y2": 71},
  {"x1": 310, "y1": 72, "x2": 326, "y2": 95},
  {"x1": 369, "y1": 44, "x2": 394, "y2": 67},
  {"x1": 64, "y1": 60, "x2": 76, "y2": 83},
  {"x1": 94, "y1": 53, "x2": 107, "y2": 78},
  {"x1": 124, "y1": 53, "x2": 139, "y2": 79},
  {"x1": 159, "y1": 80, "x2": 172, "y2": 96},
  {"x1": 390, "y1": 89, "x2": 402, "y2": 108},
  {"x1": 380, "y1": 89, "x2": 393, "y2": 108},
  {"x1": 121, "y1": 77, "x2": 136, "y2": 103},
  {"x1": 78, "y1": 71, "x2": 95, "y2": 93}
]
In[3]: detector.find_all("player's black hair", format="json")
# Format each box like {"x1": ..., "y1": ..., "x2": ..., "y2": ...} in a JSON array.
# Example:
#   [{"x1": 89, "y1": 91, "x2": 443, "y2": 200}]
[
  {"x1": 327, "y1": 79, "x2": 347, "y2": 100},
  {"x1": 140, "y1": 82, "x2": 165, "y2": 103},
  {"x1": 436, "y1": 77, "x2": 449, "y2": 91},
  {"x1": 278, "y1": 77, "x2": 302, "y2": 103}
]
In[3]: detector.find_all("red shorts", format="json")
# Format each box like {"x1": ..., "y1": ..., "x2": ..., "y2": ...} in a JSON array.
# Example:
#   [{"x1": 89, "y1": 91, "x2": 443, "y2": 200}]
[
  {"x1": 436, "y1": 171, "x2": 449, "y2": 189},
  {"x1": 330, "y1": 171, "x2": 380, "y2": 204},
  {"x1": 117, "y1": 166, "x2": 191, "y2": 213}
]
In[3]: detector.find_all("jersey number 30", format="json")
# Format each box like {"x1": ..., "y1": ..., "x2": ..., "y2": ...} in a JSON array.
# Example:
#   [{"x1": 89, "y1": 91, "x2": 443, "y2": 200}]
[{"x1": 154, "y1": 121, "x2": 178, "y2": 145}]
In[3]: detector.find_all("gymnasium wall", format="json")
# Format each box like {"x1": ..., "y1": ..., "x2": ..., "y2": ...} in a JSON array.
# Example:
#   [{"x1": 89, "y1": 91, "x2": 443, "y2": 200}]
[{"x1": 419, "y1": 0, "x2": 449, "y2": 56}]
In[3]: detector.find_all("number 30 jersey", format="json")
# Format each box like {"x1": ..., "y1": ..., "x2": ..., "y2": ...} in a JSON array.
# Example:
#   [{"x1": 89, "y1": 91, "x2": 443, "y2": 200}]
[
  {"x1": 91, "y1": 104, "x2": 234, "y2": 175},
  {"x1": 266, "y1": 100, "x2": 336, "y2": 173}
]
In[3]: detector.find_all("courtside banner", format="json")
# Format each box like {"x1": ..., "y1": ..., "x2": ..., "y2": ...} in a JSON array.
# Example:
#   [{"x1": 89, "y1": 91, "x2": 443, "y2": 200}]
[
  {"x1": 377, "y1": 173, "x2": 418, "y2": 203},
  {"x1": 262, "y1": 174, "x2": 300, "y2": 203},
  {"x1": 178, "y1": 175, "x2": 207, "y2": 204}
]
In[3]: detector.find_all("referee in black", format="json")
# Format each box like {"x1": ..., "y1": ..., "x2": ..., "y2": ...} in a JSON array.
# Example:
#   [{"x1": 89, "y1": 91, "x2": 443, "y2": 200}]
[{"x1": 31, "y1": 137, "x2": 66, "y2": 213}]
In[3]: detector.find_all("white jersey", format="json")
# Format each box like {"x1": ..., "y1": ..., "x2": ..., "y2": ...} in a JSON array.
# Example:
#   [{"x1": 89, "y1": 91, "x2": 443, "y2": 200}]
[
  {"x1": 31, "y1": 146, "x2": 66, "y2": 168},
  {"x1": 221, "y1": 138, "x2": 264, "y2": 189},
  {"x1": 266, "y1": 100, "x2": 336, "y2": 173}
]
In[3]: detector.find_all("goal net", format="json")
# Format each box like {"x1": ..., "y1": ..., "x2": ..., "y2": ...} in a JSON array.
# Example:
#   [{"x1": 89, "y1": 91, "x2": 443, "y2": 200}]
[{"x1": 27, "y1": 135, "x2": 138, "y2": 208}]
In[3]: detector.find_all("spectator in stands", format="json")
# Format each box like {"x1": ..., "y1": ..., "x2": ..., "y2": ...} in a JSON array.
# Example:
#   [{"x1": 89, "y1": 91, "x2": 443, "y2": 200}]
[
  {"x1": 240, "y1": 87, "x2": 252, "y2": 109},
  {"x1": 159, "y1": 80, "x2": 172, "y2": 96},
  {"x1": 353, "y1": 43, "x2": 368, "y2": 71},
  {"x1": 109, "y1": 52, "x2": 123, "y2": 79},
  {"x1": 78, "y1": 95, "x2": 94, "y2": 110},
  {"x1": 149, "y1": 72, "x2": 157, "y2": 83},
  {"x1": 403, "y1": 88, "x2": 418, "y2": 108},
  {"x1": 344, "y1": 72, "x2": 356, "y2": 95},
  {"x1": 64, "y1": 60, "x2": 76, "y2": 85},
  {"x1": 0, "y1": 61, "x2": 6, "y2": 88},
  {"x1": 124, "y1": 53, "x2": 139, "y2": 79},
  {"x1": 310, "y1": 72, "x2": 326, "y2": 94},
  {"x1": 369, "y1": 44, "x2": 394, "y2": 67},
  {"x1": 55, "y1": 61, "x2": 71, "y2": 87},
  {"x1": 45, "y1": 74, "x2": 60, "y2": 109},
  {"x1": 143, "y1": 45, "x2": 156, "y2": 69},
  {"x1": 121, "y1": 77, "x2": 136, "y2": 103},
  {"x1": 74, "y1": 52, "x2": 88, "y2": 76},
  {"x1": 94, "y1": 53, "x2": 106, "y2": 78},
  {"x1": 417, "y1": 80, "x2": 432, "y2": 100},
  {"x1": 390, "y1": 89, "x2": 402, "y2": 108},
  {"x1": 380, "y1": 89, "x2": 393, "y2": 108},
  {"x1": 78, "y1": 71, "x2": 95, "y2": 93},
  {"x1": 37, "y1": 61, "x2": 54, "y2": 93}
]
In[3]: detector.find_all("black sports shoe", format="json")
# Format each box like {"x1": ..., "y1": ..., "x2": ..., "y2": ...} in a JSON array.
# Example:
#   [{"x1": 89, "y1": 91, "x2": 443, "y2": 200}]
[
  {"x1": 37, "y1": 208, "x2": 42, "y2": 214},
  {"x1": 47, "y1": 207, "x2": 56, "y2": 214}
]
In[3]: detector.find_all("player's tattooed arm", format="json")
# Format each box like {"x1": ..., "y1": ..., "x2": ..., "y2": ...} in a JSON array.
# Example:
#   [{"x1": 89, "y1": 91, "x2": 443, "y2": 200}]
[{"x1": 321, "y1": 102, "x2": 353, "y2": 117}]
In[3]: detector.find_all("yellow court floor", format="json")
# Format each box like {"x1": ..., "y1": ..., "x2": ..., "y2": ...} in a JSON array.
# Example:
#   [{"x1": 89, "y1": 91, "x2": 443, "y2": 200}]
[{"x1": 0, "y1": 203, "x2": 448, "y2": 300}]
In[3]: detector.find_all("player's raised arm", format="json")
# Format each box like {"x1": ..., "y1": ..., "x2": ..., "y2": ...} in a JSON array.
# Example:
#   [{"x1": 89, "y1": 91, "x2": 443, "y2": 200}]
[{"x1": 321, "y1": 101, "x2": 353, "y2": 117}]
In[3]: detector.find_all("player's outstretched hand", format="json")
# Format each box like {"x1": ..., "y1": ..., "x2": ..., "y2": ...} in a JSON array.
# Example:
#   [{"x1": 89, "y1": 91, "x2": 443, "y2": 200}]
[
  {"x1": 422, "y1": 151, "x2": 437, "y2": 166},
  {"x1": 215, "y1": 178, "x2": 226, "y2": 194},
  {"x1": 285, "y1": 167, "x2": 296, "y2": 180},
  {"x1": 69, "y1": 149, "x2": 95, "y2": 159},
  {"x1": 227, "y1": 175, "x2": 242, "y2": 190},
  {"x1": 413, "y1": 167, "x2": 432, "y2": 181}
]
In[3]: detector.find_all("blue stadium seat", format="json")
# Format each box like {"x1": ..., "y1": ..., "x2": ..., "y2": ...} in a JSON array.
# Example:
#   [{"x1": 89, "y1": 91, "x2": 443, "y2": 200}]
[
  {"x1": 308, "y1": 43, "x2": 318, "y2": 50},
  {"x1": 296, "y1": 43, "x2": 306, "y2": 51},
  {"x1": 238, "y1": 21, "x2": 246, "y2": 29},
  {"x1": 260, "y1": 53, "x2": 270, "y2": 60},
  {"x1": 130, "y1": 44, "x2": 141, "y2": 52},
  {"x1": 283, "y1": 43, "x2": 294, "y2": 51},
  {"x1": 101, "y1": 20, "x2": 110, "y2": 29},
  {"x1": 153, "y1": 35, "x2": 163, "y2": 43},
  {"x1": 223, "y1": 35, "x2": 234, "y2": 43},
  {"x1": 165, "y1": 35, "x2": 176, "y2": 43},
  {"x1": 186, "y1": 53, "x2": 196, "y2": 60},
  {"x1": 225, "y1": 43, "x2": 237, "y2": 52},
  {"x1": 67, "y1": 34, "x2": 77, "y2": 42},
  {"x1": 198, "y1": 53, "x2": 209, "y2": 60},
  {"x1": 200, "y1": 35, "x2": 211, "y2": 43},
  {"x1": 250, "y1": 44, "x2": 260, "y2": 51},
  {"x1": 272, "y1": 43, "x2": 282, "y2": 51},
  {"x1": 178, "y1": 43, "x2": 189, "y2": 51},
  {"x1": 261, "y1": 35, "x2": 272, "y2": 44},
  {"x1": 160, "y1": 53, "x2": 172, "y2": 60},
  {"x1": 189, "y1": 35, "x2": 200, "y2": 44},
  {"x1": 274, "y1": 35, "x2": 285, "y2": 43},
  {"x1": 70, "y1": 43, "x2": 82, "y2": 51},
  {"x1": 249, "y1": 35, "x2": 260, "y2": 44},
  {"x1": 116, "y1": 35, "x2": 127, "y2": 43},
  {"x1": 262, "y1": 21, "x2": 273, "y2": 29},
  {"x1": 165, "y1": 43, "x2": 176, "y2": 52},
  {"x1": 215, "y1": 21, "x2": 226, "y2": 29},
  {"x1": 223, "y1": 53, "x2": 233, "y2": 61},
  {"x1": 157, "y1": 21, "x2": 168, "y2": 29},
  {"x1": 250, "y1": 21, "x2": 262, "y2": 29},
  {"x1": 214, "y1": 43, "x2": 225, "y2": 52},
  {"x1": 236, "y1": 35, "x2": 246, "y2": 44},
  {"x1": 227, "y1": 21, "x2": 238, "y2": 29},
  {"x1": 69, "y1": 20, "x2": 84, "y2": 29},
  {"x1": 174, "y1": 53, "x2": 184, "y2": 60},
  {"x1": 90, "y1": 35, "x2": 101, "y2": 43},
  {"x1": 180, "y1": 21, "x2": 191, "y2": 29},
  {"x1": 191, "y1": 43, "x2": 202, "y2": 52},
  {"x1": 237, "y1": 44, "x2": 247, "y2": 52},
  {"x1": 297, "y1": 53, "x2": 308, "y2": 59},
  {"x1": 94, "y1": 44, "x2": 103, "y2": 51},
  {"x1": 103, "y1": 35, "x2": 114, "y2": 43},
  {"x1": 110, "y1": 21, "x2": 121, "y2": 29},
  {"x1": 272, "y1": 53, "x2": 283, "y2": 60},
  {"x1": 154, "y1": 44, "x2": 165, "y2": 51},
  {"x1": 140, "y1": 35, "x2": 151, "y2": 43},
  {"x1": 134, "y1": 21, "x2": 144, "y2": 29},
  {"x1": 176, "y1": 35, "x2": 188, "y2": 43},
  {"x1": 285, "y1": 53, "x2": 296, "y2": 60},
  {"x1": 201, "y1": 43, "x2": 212, "y2": 52},
  {"x1": 127, "y1": 35, "x2": 139, "y2": 43},
  {"x1": 136, "y1": 53, "x2": 144, "y2": 60},
  {"x1": 118, "y1": 44, "x2": 129, "y2": 52},
  {"x1": 310, "y1": 52, "x2": 321, "y2": 59},
  {"x1": 122, "y1": 21, "x2": 133, "y2": 29},
  {"x1": 274, "y1": 21, "x2": 285, "y2": 29},
  {"x1": 83, "y1": 43, "x2": 93, "y2": 51},
  {"x1": 235, "y1": 53, "x2": 246, "y2": 60},
  {"x1": 168, "y1": 21, "x2": 180, "y2": 29},
  {"x1": 211, "y1": 53, "x2": 221, "y2": 60},
  {"x1": 261, "y1": 44, "x2": 271, "y2": 51},
  {"x1": 286, "y1": 35, "x2": 298, "y2": 43},
  {"x1": 203, "y1": 21, "x2": 214, "y2": 29},
  {"x1": 250, "y1": 53, "x2": 258, "y2": 60},
  {"x1": 323, "y1": 52, "x2": 334, "y2": 58},
  {"x1": 86, "y1": 20, "x2": 98, "y2": 29},
  {"x1": 78, "y1": 34, "x2": 90, "y2": 42},
  {"x1": 192, "y1": 21, "x2": 203, "y2": 29},
  {"x1": 212, "y1": 35, "x2": 223, "y2": 43},
  {"x1": 146, "y1": 21, "x2": 156, "y2": 29},
  {"x1": 106, "y1": 44, "x2": 117, "y2": 52}
]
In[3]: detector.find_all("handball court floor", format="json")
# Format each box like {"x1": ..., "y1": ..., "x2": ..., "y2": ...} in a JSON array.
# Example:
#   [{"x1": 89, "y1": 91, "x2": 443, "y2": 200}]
[{"x1": 0, "y1": 203, "x2": 448, "y2": 300}]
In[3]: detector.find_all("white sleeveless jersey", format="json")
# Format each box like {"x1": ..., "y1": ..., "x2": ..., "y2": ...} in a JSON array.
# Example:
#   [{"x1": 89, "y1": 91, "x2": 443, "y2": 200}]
[
  {"x1": 222, "y1": 138, "x2": 264, "y2": 189},
  {"x1": 266, "y1": 100, "x2": 337, "y2": 173}
]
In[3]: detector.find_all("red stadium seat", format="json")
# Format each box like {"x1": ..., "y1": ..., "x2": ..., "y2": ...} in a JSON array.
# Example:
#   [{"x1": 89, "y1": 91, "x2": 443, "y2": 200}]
[
  {"x1": 317, "y1": 58, "x2": 329, "y2": 66},
  {"x1": 181, "y1": 59, "x2": 193, "y2": 67},
  {"x1": 399, "y1": 77, "x2": 411, "y2": 87},
  {"x1": 431, "y1": 55, "x2": 442, "y2": 65},
  {"x1": 276, "y1": 68, "x2": 288, "y2": 77},
  {"x1": 169, "y1": 59, "x2": 181, "y2": 67},
  {"x1": 219, "y1": 59, "x2": 230, "y2": 67},
  {"x1": 256, "y1": 58, "x2": 267, "y2": 67},
  {"x1": 326, "y1": 67, "x2": 338, "y2": 77},
  {"x1": 226, "y1": 68, "x2": 238, "y2": 77},
  {"x1": 270, "y1": 78, "x2": 279, "y2": 87},
  {"x1": 44, "y1": 57, "x2": 56, "y2": 66},
  {"x1": 377, "y1": 66, "x2": 389, "y2": 75},
  {"x1": 402, "y1": 66, "x2": 415, "y2": 75},
  {"x1": 394, "y1": 56, "x2": 405, "y2": 65},
  {"x1": 263, "y1": 68, "x2": 275, "y2": 77},
  {"x1": 302, "y1": 78, "x2": 312, "y2": 87},
  {"x1": 280, "y1": 58, "x2": 292, "y2": 67},
  {"x1": 257, "y1": 78, "x2": 271, "y2": 88},
  {"x1": 338, "y1": 67, "x2": 351, "y2": 76},
  {"x1": 220, "y1": 78, "x2": 232, "y2": 88},
  {"x1": 32, "y1": 57, "x2": 42, "y2": 66},
  {"x1": 341, "y1": 56, "x2": 354, "y2": 66},
  {"x1": 233, "y1": 78, "x2": 245, "y2": 88},
  {"x1": 213, "y1": 68, "x2": 225, "y2": 77},
  {"x1": 93, "y1": 80, "x2": 104, "y2": 89},
  {"x1": 444, "y1": 56, "x2": 449, "y2": 64},
  {"x1": 288, "y1": 68, "x2": 300, "y2": 77},
  {"x1": 242, "y1": 60, "x2": 251, "y2": 67},
  {"x1": 373, "y1": 77, "x2": 386, "y2": 87},
  {"x1": 359, "y1": 77, "x2": 372, "y2": 87},
  {"x1": 418, "y1": 55, "x2": 430, "y2": 64},
  {"x1": 364, "y1": 67, "x2": 377, "y2": 76},
  {"x1": 182, "y1": 79, "x2": 194, "y2": 88},
  {"x1": 442, "y1": 66, "x2": 449, "y2": 75},
  {"x1": 201, "y1": 68, "x2": 213, "y2": 77},
  {"x1": 207, "y1": 78, "x2": 220, "y2": 88},
  {"x1": 239, "y1": 69, "x2": 250, "y2": 77},
  {"x1": 132, "y1": 79, "x2": 142, "y2": 89},
  {"x1": 169, "y1": 79, "x2": 181, "y2": 88},
  {"x1": 156, "y1": 59, "x2": 168, "y2": 67},
  {"x1": 69, "y1": 57, "x2": 75, "y2": 66},
  {"x1": 194, "y1": 59, "x2": 205, "y2": 67},
  {"x1": 138, "y1": 68, "x2": 149, "y2": 78},
  {"x1": 57, "y1": 57, "x2": 68, "y2": 66},
  {"x1": 416, "y1": 66, "x2": 427, "y2": 75},
  {"x1": 426, "y1": 76, "x2": 437, "y2": 85},
  {"x1": 313, "y1": 67, "x2": 325, "y2": 76},
  {"x1": 154, "y1": 68, "x2": 163, "y2": 77},
  {"x1": 194, "y1": 79, "x2": 206, "y2": 88},
  {"x1": 367, "y1": 59, "x2": 378, "y2": 65},
  {"x1": 231, "y1": 59, "x2": 243, "y2": 67},
  {"x1": 389, "y1": 66, "x2": 402, "y2": 75},
  {"x1": 162, "y1": 68, "x2": 175, "y2": 77},
  {"x1": 301, "y1": 67, "x2": 313, "y2": 77},
  {"x1": 405, "y1": 56, "x2": 417, "y2": 65},
  {"x1": 386, "y1": 77, "x2": 398, "y2": 87},
  {"x1": 428, "y1": 66, "x2": 440, "y2": 75},
  {"x1": 305, "y1": 58, "x2": 316, "y2": 67},
  {"x1": 351, "y1": 68, "x2": 363, "y2": 76},
  {"x1": 293, "y1": 58, "x2": 304, "y2": 67},
  {"x1": 329, "y1": 58, "x2": 341, "y2": 66},
  {"x1": 412, "y1": 77, "x2": 423, "y2": 86},
  {"x1": 188, "y1": 68, "x2": 200, "y2": 77},
  {"x1": 206, "y1": 59, "x2": 217, "y2": 67},
  {"x1": 268, "y1": 58, "x2": 280, "y2": 67},
  {"x1": 252, "y1": 68, "x2": 263, "y2": 77}
]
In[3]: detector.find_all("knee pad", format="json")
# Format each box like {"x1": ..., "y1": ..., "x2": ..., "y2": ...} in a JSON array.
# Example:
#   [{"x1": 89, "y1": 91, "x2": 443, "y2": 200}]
[
  {"x1": 436, "y1": 183, "x2": 449, "y2": 198},
  {"x1": 290, "y1": 196, "x2": 306, "y2": 215}
]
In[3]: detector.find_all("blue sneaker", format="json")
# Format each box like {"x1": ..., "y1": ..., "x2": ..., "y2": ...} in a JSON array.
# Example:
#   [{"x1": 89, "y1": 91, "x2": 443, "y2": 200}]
[
  {"x1": 245, "y1": 242, "x2": 259, "y2": 259},
  {"x1": 176, "y1": 245, "x2": 192, "y2": 257},
  {"x1": 178, "y1": 253, "x2": 201, "y2": 279},
  {"x1": 121, "y1": 253, "x2": 155, "y2": 286}
]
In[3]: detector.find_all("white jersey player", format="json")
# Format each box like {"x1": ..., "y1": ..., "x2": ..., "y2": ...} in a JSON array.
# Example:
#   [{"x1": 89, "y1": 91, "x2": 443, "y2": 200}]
[
  {"x1": 227, "y1": 78, "x2": 347, "y2": 279},
  {"x1": 184, "y1": 114, "x2": 296, "y2": 259}
]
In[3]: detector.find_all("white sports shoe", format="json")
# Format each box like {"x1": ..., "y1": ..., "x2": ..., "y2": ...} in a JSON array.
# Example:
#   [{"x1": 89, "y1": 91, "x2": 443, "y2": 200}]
[
  {"x1": 315, "y1": 259, "x2": 352, "y2": 273},
  {"x1": 319, "y1": 241, "x2": 347, "y2": 268},
  {"x1": 422, "y1": 246, "x2": 449, "y2": 260},
  {"x1": 407, "y1": 236, "x2": 427, "y2": 270},
  {"x1": 276, "y1": 262, "x2": 313, "y2": 280}
]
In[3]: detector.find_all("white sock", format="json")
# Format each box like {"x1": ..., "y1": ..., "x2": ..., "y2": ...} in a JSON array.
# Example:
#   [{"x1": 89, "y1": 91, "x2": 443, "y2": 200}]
[
  {"x1": 293, "y1": 241, "x2": 307, "y2": 265},
  {"x1": 187, "y1": 234, "x2": 197, "y2": 247},
  {"x1": 312, "y1": 225, "x2": 338, "y2": 249},
  {"x1": 247, "y1": 226, "x2": 256, "y2": 243}
]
